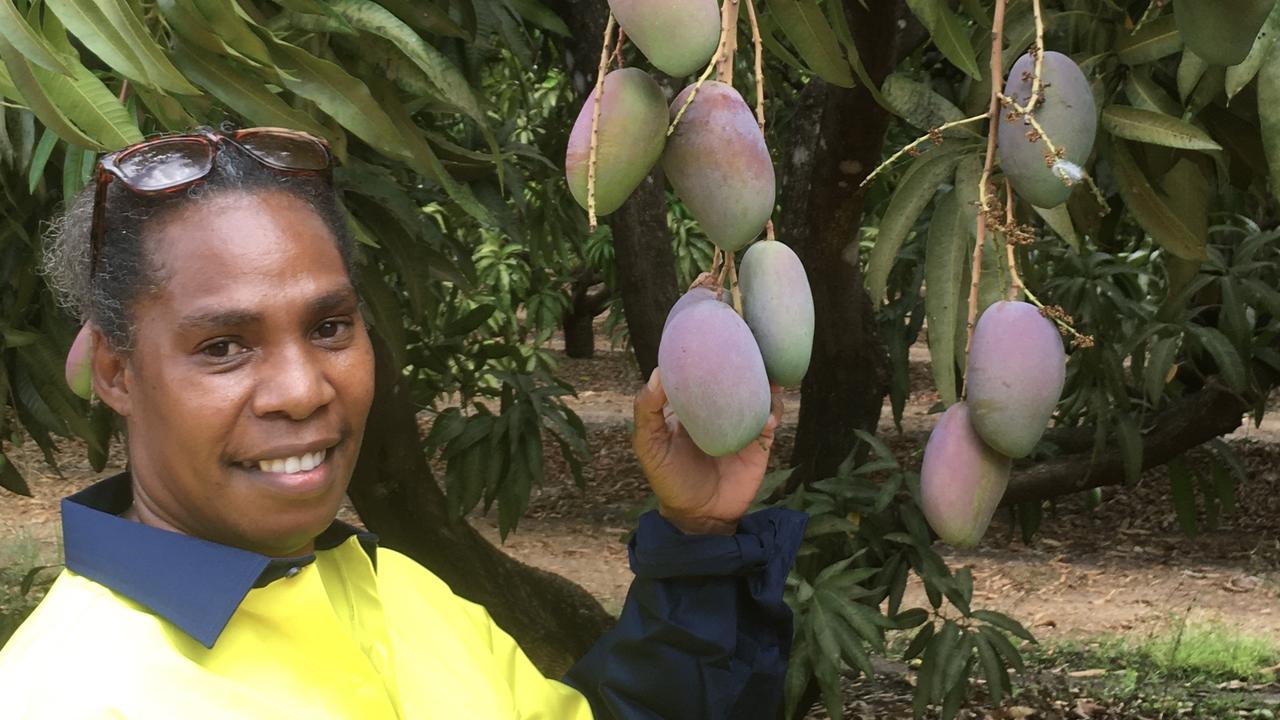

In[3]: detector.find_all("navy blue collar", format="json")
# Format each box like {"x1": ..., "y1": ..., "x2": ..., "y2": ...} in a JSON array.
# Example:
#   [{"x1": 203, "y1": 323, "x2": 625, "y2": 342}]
[{"x1": 61, "y1": 472, "x2": 378, "y2": 649}]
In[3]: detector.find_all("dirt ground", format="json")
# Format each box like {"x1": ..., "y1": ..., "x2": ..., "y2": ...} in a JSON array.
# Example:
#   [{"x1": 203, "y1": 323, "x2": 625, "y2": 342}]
[{"x1": 1, "y1": 336, "x2": 1278, "y2": 716}]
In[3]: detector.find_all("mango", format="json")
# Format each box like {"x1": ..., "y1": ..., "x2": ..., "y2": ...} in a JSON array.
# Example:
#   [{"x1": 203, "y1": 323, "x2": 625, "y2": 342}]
[
  {"x1": 920, "y1": 401, "x2": 1011, "y2": 548},
  {"x1": 663, "y1": 81, "x2": 775, "y2": 252},
  {"x1": 65, "y1": 324, "x2": 93, "y2": 400},
  {"x1": 565, "y1": 68, "x2": 668, "y2": 216},
  {"x1": 663, "y1": 286, "x2": 727, "y2": 331},
  {"x1": 997, "y1": 52, "x2": 1096, "y2": 208},
  {"x1": 965, "y1": 301, "x2": 1066, "y2": 459},
  {"x1": 1175, "y1": 0, "x2": 1276, "y2": 66},
  {"x1": 739, "y1": 240, "x2": 814, "y2": 387},
  {"x1": 608, "y1": 0, "x2": 720, "y2": 77},
  {"x1": 658, "y1": 298, "x2": 771, "y2": 456}
]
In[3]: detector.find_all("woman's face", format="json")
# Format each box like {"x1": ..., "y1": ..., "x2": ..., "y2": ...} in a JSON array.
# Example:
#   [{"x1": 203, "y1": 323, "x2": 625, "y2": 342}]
[{"x1": 100, "y1": 190, "x2": 375, "y2": 557}]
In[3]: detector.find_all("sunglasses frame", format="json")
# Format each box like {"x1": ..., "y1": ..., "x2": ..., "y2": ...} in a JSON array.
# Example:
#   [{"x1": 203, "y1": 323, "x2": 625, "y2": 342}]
[{"x1": 89, "y1": 127, "x2": 334, "y2": 276}]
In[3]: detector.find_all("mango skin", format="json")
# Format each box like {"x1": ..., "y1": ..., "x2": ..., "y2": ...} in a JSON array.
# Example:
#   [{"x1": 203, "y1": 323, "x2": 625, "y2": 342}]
[
  {"x1": 966, "y1": 301, "x2": 1067, "y2": 459},
  {"x1": 658, "y1": 299, "x2": 771, "y2": 456},
  {"x1": 1175, "y1": 0, "x2": 1276, "y2": 66},
  {"x1": 739, "y1": 240, "x2": 814, "y2": 387},
  {"x1": 663, "y1": 286, "x2": 728, "y2": 332},
  {"x1": 565, "y1": 68, "x2": 668, "y2": 216},
  {"x1": 65, "y1": 324, "x2": 93, "y2": 400},
  {"x1": 663, "y1": 81, "x2": 776, "y2": 252},
  {"x1": 920, "y1": 401, "x2": 1012, "y2": 548},
  {"x1": 608, "y1": 0, "x2": 720, "y2": 77},
  {"x1": 997, "y1": 52, "x2": 1096, "y2": 209}
]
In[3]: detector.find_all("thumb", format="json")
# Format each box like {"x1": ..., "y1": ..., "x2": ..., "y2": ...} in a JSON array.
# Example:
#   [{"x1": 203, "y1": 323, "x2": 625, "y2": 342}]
[{"x1": 633, "y1": 368, "x2": 668, "y2": 425}]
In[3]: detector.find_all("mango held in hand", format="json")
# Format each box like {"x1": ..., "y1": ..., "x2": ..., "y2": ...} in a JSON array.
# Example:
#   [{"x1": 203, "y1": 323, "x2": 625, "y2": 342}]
[
  {"x1": 663, "y1": 81, "x2": 775, "y2": 252},
  {"x1": 920, "y1": 402, "x2": 1011, "y2": 548},
  {"x1": 965, "y1": 301, "x2": 1066, "y2": 459},
  {"x1": 1175, "y1": 0, "x2": 1276, "y2": 66},
  {"x1": 65, "y1": 324, "x2": 93, "y2": 400},
  {"x1": 662, "y1": 285, "x2": 727, "y2": 331},
  {"x1": 997, "y1": 52, "x2": 1096, "y2": 209},
  {"x1": 565, "y1": 68, "x2": 668, "y2": 216},
  {"x1": 739, "y1": 240, "x2": 814, "y2": 387},
  {"x1": 607, "y1": 0, "x2": 719, "y2": 77},
  {"x1": 658, "y1": 294, "x2": 771, "y2": 456}
]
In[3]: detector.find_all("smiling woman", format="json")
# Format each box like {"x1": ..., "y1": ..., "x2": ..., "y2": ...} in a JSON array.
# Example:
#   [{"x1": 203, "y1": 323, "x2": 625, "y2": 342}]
[{"x1": 0, "y1": 126, "x2": 807, "y2": 720}]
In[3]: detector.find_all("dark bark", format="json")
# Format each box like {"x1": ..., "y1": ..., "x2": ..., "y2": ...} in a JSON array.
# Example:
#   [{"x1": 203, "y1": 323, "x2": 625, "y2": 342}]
[
  {"x1": 347, "y1": 331, "x2": 614, "y2": 677},
  {"x1": 557, "y1": 0, "x2": 680, "y2": 379},
  {"x1": 1003, "y1": 380, "x2": 1248, "y2": 506},
  {"x1": 783, "y1": 0, "x2": 902, "y2": 487},
  {"x1": 563, "y1": 272, "x2": 611, "y2": 359}
]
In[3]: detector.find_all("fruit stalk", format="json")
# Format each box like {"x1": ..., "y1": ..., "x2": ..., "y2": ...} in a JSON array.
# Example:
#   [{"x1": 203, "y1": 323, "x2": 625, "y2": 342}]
[
  {"x1": 745, "y1": 0, "x2": 765, "y2": 133},
  {"x1": 716, "y1": 0, "x2": 740, "y2": 84},
  {"x1": 966, "y1": 0, "x2": 1008, "y2": 371},
  {"x1": 1005, "y1": 181, "x2": 1022, "y2": 301},
  {"x1": 586, "y1": 14, "x2": 618, "y2": 231},
  {"x1": 858, "y1": 113, "x2": 989, "y2": 188},
  {"x1": 668, "y1": 1, "x2": 737, "y2": 136}
]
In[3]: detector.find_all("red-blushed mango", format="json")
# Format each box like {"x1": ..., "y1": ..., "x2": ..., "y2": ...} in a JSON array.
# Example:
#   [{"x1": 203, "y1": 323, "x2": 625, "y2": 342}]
[
  {"x1": 658, "y1": 297, "x2": 771, "y2": 456},
  {"x1": 607, "y1": 0, "x2": 720, "y2": 77},
  {"x1": 966, "y1": 301, "x2": 1066, "y2": 459},
  {"x1": 663, "y1": 81, "x2": 775, "y2": 252},
  {"x1": 739, "y1": 240, "x2": 814, "y2": 387},
  {"x1": 997, "y1": 52, "x2": 1096, "y2": 209},
  {"x1": 65, "y1": 324, "x2": 93, "y2": 400},
  {"x1": 565, "y1": 68, "x2": 668, "y2": 216},
  {"x1": 920, "y1": 401, "x2": 1011, "y2": 547},
  {"x1": 1175, "y1": 0, "x2": 1275, "y2": 66}
]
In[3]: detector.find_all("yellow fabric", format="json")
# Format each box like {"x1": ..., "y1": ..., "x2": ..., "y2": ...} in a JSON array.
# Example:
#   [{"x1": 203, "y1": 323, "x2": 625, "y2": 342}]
[{"x1": 0, "y1": 537, "x2": 594, "y2": 719}]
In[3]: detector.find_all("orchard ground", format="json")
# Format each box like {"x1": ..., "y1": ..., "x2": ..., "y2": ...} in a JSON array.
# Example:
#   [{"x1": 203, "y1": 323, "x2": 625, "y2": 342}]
[{"x1": 1, "y1": 328, "x2": 1278, "y2": 718}]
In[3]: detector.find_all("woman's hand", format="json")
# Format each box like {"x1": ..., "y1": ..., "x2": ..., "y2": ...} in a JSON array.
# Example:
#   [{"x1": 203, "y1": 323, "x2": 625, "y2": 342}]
[{"x1": 632, "y1": 368, "x2": 783, "y2": 535}]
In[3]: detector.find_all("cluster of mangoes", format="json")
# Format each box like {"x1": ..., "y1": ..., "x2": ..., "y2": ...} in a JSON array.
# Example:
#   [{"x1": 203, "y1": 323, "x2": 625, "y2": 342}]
[
  {"x1": 563, "y1": 0, "x2": 811, "y2": 457},
  {"x1": 920, "y1": 302, "x2": 1067, "y2": 547}
]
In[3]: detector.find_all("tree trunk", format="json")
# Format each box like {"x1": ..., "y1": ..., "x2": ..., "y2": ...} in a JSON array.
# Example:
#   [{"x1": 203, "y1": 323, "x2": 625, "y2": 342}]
[
  {"x1": 348, "y1": 331, "x2": 614, "y2": 677},
  {"x1": 563, "y1": 272, "x2": 610, "y2": 359},
  {"x1": 557, "y1": 0, "x2": 680, "y2": 379},
  {"x1": 783, "y1": 0, "x2": 901, "y2": 487}
]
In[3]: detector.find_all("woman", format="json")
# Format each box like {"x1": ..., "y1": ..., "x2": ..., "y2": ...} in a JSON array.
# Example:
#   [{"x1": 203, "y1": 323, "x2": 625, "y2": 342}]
[{"x1": 0, "y1": 126, "x2": 805, "y2": 718}]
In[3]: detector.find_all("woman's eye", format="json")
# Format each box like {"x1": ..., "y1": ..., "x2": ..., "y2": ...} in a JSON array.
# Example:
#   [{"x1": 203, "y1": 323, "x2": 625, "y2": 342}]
[
  {"x1": 315, "y1": 319, "x2": 351, "y2": 340},
  {"x1": 202, "y1": 340, "x2": 246, "y2": 359}
]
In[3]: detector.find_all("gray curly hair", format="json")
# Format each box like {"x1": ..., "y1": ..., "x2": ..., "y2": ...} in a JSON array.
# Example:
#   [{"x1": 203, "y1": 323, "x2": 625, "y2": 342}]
[{"x1": 41, "y1": 144, "x2": 357, "y2": 352}]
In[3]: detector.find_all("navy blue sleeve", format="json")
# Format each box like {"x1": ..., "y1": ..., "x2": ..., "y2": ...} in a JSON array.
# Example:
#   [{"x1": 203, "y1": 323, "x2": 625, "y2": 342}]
[{"x1": 563, "y1": 506, "x2": 808, "y2": 720}]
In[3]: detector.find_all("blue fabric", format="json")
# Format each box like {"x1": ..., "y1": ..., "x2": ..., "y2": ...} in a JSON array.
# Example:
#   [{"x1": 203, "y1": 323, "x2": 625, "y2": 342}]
[
  {"x1": 564, "y1": 507, "x2": 808, "y2": 720},
  {"x1": 61, "y1": 473, "x2": 377, "y2": 649}
]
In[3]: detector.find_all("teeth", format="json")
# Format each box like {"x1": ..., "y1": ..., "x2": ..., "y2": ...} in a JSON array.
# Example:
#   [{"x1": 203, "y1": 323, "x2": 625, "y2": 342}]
[{"x1": 254, "y1": 449, "x2": 326, "y2": 474}]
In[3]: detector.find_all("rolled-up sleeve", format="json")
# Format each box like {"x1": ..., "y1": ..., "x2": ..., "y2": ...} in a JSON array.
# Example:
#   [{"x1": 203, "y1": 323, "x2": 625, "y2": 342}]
[{"x1": 564, "y1": 506, "x2": 808, "y2": 719}]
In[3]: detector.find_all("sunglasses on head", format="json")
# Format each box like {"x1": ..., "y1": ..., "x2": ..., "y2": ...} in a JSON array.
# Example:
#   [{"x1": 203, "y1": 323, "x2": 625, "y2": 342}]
[{"x1": 89, "y1": 126, "x2": 334, "y2": 276}]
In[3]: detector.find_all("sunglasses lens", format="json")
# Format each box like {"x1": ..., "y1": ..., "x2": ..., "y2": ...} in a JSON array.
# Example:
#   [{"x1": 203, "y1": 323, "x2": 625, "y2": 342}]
[
  {"x1": 238, "y1": 132, "x2": 330, "y2": 171},
  {"x1": 117, "y1": 139, "x2": 214, "y2": 192}
]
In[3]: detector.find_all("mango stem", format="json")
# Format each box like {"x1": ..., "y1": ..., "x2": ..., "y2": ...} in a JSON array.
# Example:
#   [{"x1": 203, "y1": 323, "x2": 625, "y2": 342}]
[{"x1": 586, "y1": 14, "x2": 618, "y2": 232}]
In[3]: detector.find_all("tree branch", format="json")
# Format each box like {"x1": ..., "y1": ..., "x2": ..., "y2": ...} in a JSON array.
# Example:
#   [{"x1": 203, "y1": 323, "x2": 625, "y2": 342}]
[{"x1": 1002, "y1": 380, "x2": 1247, "y2": 506}]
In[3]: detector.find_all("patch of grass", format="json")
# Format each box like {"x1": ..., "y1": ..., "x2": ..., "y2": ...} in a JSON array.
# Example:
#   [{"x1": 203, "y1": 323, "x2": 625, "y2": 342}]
[{"x1": 0, "y1": 530, "x2": 62, "y2": 650}]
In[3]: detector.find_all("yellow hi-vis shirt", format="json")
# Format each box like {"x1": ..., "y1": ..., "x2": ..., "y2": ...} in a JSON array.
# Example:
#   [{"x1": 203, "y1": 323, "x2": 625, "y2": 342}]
[{"x1": 0, "y1": 535, "x2": 593, "y2": 719}]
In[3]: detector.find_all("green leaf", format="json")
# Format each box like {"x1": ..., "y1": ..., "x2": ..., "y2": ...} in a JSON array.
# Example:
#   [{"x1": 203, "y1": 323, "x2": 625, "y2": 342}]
[
  {"x1": 904, "y1": 621, "x2": 935, "y2": 660},
  {"x1": 1168, "y1": 457, "x2": 1198, "y2": 537},
  {"x1": 978, "y1": 625, "x2": 1026, "y2": 672},
  {"x1": 782, "y1": 642, "x2": 811, "y2": 720},
  {"x1": 865, "y1": 144, "x2": 971, "y2": 301},
  {"x1": 904, "y1": 0, "x2": 982, "y2": 79},
  {"x1": 1107, "y1": 136, "x2": 1207, "y2": 261},
  {"x1": 1032, "y1": 203, "x2": 1081, "y2": 252},
  {"x1": 1145, "y1": 336, "x2": 1180, "y2": 403},
  {"x1": 506, "y1": 0, "x2": 569, "y2": 36},
  {"x1": 769, "y1": 0, "x2": 855, "y2": 87},
  {"x1": 928, "y1": 621, "x2": 960, "y2": 702},
  {"x1": 0, "y1": 1, "x2": 70, "y2": 74},
  {"x1": 0, "y1": 451, "x2": 30, "y2": 496},
  {"x1": 882, "y1": 73, "x2": 966, "y2": 133},
  {"x1": 171, "y1": 42, "x2": 330, "y2": 138},
  {"x1": 0, "y1": 32, "x2": 103, "y2": 149},
  {"x1": 26, "y1": 126, "x2": 56, "y2": 194},
  {"x1": 1177, "y1": 50, "x2": 1208, "y2": 103},
  {"x1": 973, "y1": 631, "x2": 1006, "y2": 705},
  {"x1": 44, "y1": 0, "x2": 148, "y2": 88},
  {"x1": 1188, "y1": 325, "x2": 1248, "y2": 393},
  {"x1": 191, "y1": 0, "x2": 273, "y2": 66},
  {"x1": 925, "y1": 189, "x2": 966, "y2": 407},
  {"x1": 826, "y1": 0, "x2": 891, "y2": 110},
  {"x1": 973, "y1": 609, "x2": 1036, "y2": 643},
  {"x1": 1125, "y1": 66, "x2": 1182, "y2": 116},
  {"x1": 264, "y1": 39, "x2": 412, "y2": 164},
  {"x1": 1102, "y1": 106, "x2": 1222, "y2": 152},
  {"x1": 28, "y1": 48, "x2": 142, "y2": 149},
  {"x1": 1117, "y1": 15, "x2": 1182, "y2": 66},
  {"x1": 1226, "y1": 0, "x2": 1280, "y2": 101},
  {"x1": 1260, "y1": 38, "x2": 1280, "y2": 207},
  {"x1": 97, "y1": 0, "x2": 201, "y2": 94},
  {"x1": 940, "y1": 632, "x2": 973, "y2": 702}
]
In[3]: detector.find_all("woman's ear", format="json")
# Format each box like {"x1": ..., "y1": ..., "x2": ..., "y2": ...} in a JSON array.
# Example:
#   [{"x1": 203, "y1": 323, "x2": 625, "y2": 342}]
[{"x1": 90, "y1": 327, "x2": 132, "y2": 417}]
